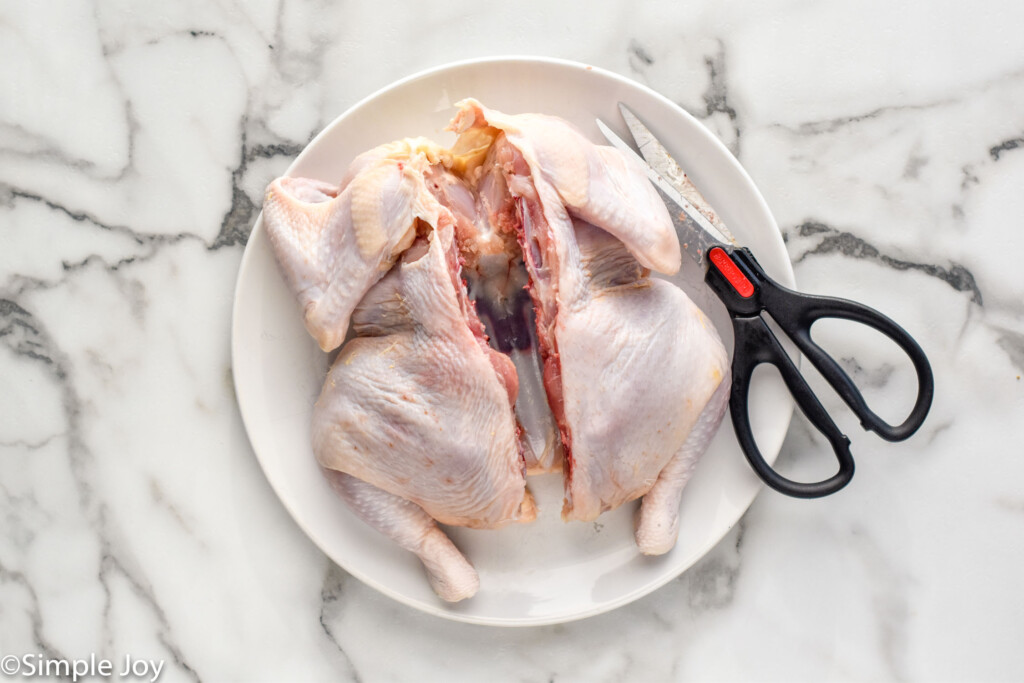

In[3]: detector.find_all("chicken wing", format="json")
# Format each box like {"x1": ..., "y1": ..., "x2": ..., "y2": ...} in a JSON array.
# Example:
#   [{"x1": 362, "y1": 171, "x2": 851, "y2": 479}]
[{"x1": 263, "y1": 154, "x2": 437, "y2": 352}]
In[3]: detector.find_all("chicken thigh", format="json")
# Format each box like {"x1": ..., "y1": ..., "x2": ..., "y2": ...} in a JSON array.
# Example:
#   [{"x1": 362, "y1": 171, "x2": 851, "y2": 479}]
[{"x1": 452, "y1": 100, "x2": 730, "y2": 553}]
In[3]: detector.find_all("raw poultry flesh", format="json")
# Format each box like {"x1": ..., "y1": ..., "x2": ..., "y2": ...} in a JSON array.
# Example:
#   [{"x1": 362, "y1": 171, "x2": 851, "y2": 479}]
[
  {"x1": 450, "y1": 100, "x2": 730, "y2": 552},
  {"x1": 261, "y1": 100, "x2": 731, "y2": 600},
  {"x1": 417, "y1": 158, "x2": 563, "y2": 473},
  {"x1": 264, "y1": 160, "x2": 428, "y2": 352},
  {"x1": 265, "y1": 152, "x2": 534, "y2": 601}
]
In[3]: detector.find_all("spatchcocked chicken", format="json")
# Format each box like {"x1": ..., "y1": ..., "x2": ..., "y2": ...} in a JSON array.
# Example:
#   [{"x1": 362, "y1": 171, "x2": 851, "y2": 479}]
[{"x1": 262, "y1": 100, "x2": 729, "y2": 601}]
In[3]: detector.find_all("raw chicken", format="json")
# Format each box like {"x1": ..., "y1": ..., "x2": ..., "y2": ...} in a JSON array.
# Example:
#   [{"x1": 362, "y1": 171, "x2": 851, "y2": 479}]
[
  {"x1": 317, "y1": 135, "x2": 563, "y2": 473},
  {"x1": 262, "y1": 99, "x2": 734, "y2": 602},
  {"x1": 425, "y1": 156, "x2": 564, "y2": 473},
  {"x1": 471, "y1": 265, "x2": 563, "y2": 474},
  {"x1": 451, "y1": 100, "x2": 730, "y2": 553},
  {"x1": 263, "y1": 153, "x2": 438, "y2": 352},
  {"x1": 322, "y1": 470, "x2": 480, "y2": 601},
  {"x1": 312, "y1": 221, "x2": 533, "y2": 530},
  {"x1": 265, "y1": 150, "x2": 534, "y2": 601},
  {"x1": 564, "y1": 221, "x2": 731, "y2": 553}
]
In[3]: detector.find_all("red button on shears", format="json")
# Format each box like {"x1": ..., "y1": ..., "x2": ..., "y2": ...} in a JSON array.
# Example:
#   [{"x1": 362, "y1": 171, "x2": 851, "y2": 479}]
[{"x1": 708, "y1": 247, "x2": 755, "y2": 298}]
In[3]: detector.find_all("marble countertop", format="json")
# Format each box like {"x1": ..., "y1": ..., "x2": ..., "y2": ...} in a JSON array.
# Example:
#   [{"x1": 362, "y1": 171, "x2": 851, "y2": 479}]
[{"x1": 3, "y1": 1, "x2": 1023, "y2": 680}]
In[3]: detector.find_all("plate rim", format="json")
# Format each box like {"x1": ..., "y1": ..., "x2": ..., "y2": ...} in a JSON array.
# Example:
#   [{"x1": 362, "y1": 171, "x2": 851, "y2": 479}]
[{"x1": 231, "y1": 55, "x2": 795, "y2": 626}]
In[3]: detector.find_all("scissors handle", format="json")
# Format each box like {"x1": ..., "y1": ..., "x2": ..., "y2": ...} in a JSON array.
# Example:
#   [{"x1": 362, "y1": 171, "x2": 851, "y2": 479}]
[{"x1": 705, "y1": 246, "x2": 935, "y2": 498}]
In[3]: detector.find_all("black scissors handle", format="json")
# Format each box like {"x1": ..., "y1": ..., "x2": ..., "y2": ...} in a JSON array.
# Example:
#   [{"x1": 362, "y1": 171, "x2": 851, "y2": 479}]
[{"x1": 704, "y1": 245, "x2": 935, "y2": 498}]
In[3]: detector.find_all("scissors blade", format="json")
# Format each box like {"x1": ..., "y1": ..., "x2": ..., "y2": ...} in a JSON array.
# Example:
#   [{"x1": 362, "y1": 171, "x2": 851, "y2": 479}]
[
  {"x1": 616, "y1": 103, "x2": 737, "y2": 246},
  {"x1": 618, "y1": 104, "x2": 690, "y2": 193},
  {"x1": 596, "y1": 117, "x2": 729, "y2": 267}
]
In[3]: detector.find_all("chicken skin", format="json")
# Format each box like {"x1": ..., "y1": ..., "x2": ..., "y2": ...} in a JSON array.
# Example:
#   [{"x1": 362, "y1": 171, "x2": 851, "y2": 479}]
[
  {"x1": 264, "y1": 150, "x2": 533, "y2": 601},
  {"x1": 261, "y1": 100, "x2": 732, "y2": 603},
  {"x1": 451, "y1": 100, "x2": 730, "y2": 552}
]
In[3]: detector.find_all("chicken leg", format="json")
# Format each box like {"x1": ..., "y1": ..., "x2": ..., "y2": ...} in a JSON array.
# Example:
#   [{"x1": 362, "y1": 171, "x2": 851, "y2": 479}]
[{"x1": 322, "y1": 469, "x2": 479, "y2": 601}]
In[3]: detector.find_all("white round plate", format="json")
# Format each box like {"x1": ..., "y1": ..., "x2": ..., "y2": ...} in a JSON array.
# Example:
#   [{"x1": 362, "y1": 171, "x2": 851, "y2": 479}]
[{"x1": 231, "y1": 56, "x2": 795, "y2": 626}]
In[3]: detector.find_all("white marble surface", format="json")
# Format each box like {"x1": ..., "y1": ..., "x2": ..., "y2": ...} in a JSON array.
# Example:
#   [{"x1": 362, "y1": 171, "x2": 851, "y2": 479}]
[{"x1": 2, "y1": 0, "x2": 1023, "y2": 680}]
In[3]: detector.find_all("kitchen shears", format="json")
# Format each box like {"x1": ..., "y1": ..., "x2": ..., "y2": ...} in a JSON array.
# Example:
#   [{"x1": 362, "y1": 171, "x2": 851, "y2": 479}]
[{"x1": 597, "y1": 104, "x2": 934, "y2": 498}]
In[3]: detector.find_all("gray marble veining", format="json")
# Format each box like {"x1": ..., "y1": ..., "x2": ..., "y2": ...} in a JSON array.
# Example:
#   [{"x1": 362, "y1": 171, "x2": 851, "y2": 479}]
[{"x1": 2, "y1": 0, "x2": 1023, "y2": 680}]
